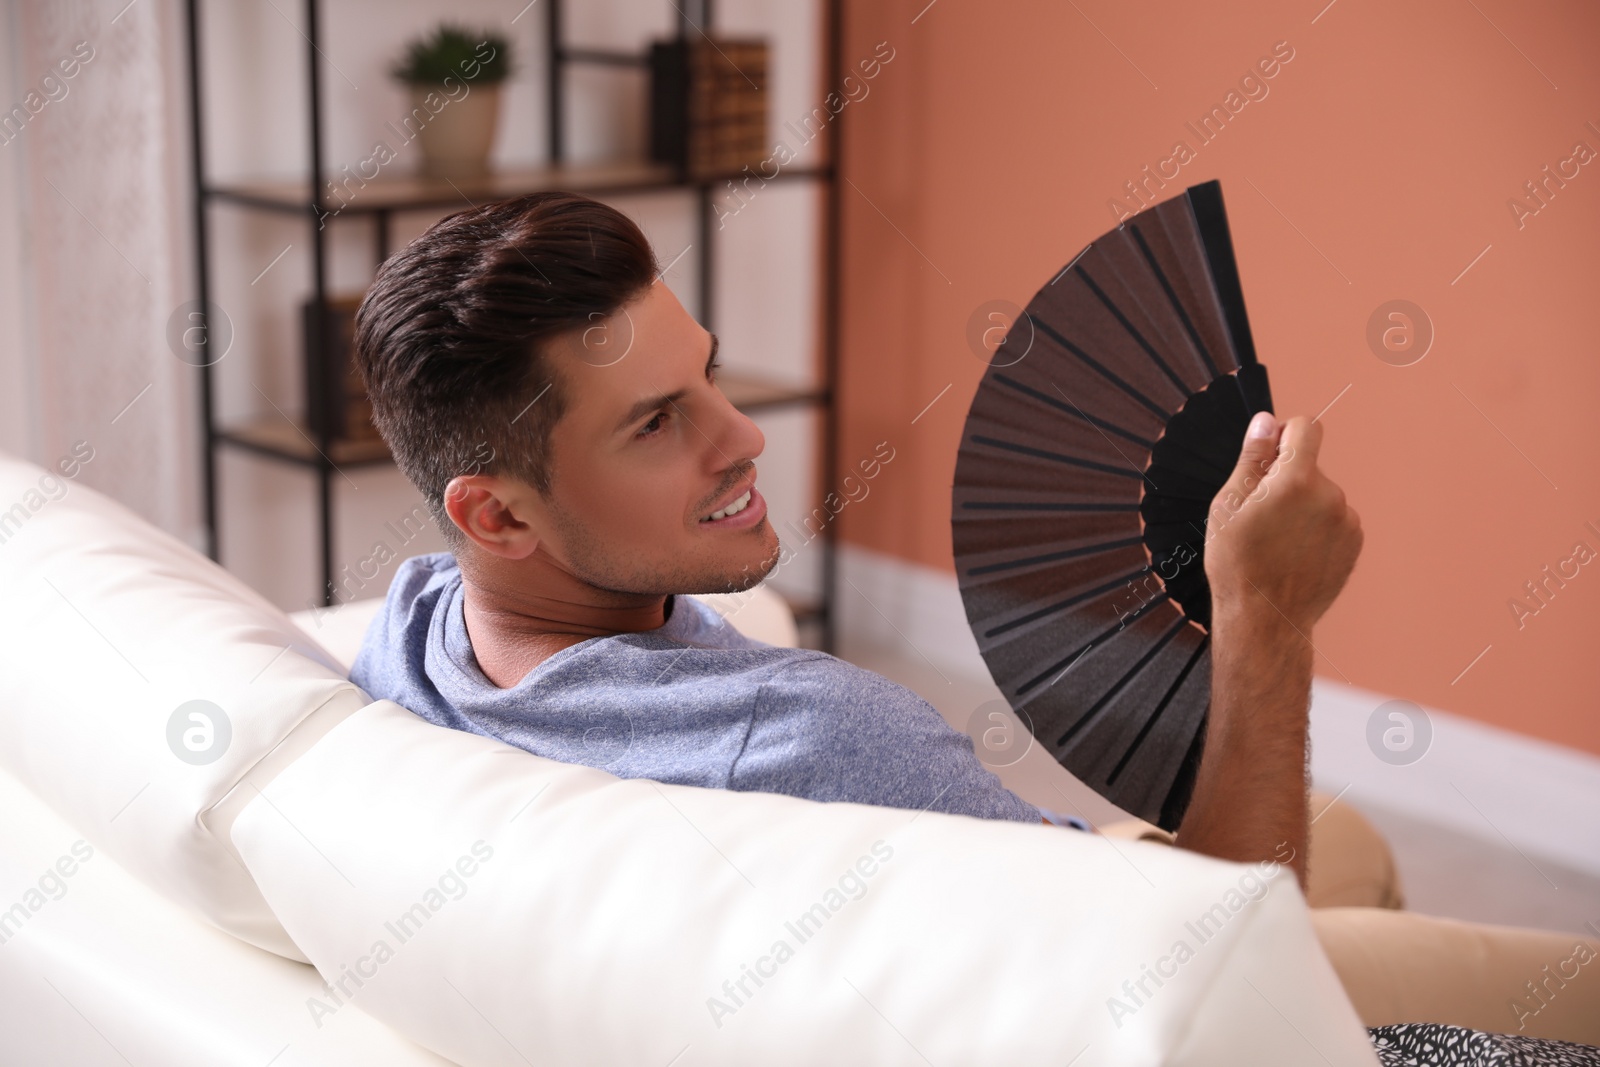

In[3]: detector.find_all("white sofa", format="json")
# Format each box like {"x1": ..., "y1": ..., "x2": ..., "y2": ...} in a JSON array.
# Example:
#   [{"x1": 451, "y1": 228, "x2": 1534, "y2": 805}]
[{"x1": 0, "y1": 453, "x2": 1380, "y2": 1065}]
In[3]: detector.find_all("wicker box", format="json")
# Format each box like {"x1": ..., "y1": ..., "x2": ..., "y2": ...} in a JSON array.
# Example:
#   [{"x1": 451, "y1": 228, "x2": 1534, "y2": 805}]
[{"x1": 649, "y1": 37, "x2": 769, "y2": 178}]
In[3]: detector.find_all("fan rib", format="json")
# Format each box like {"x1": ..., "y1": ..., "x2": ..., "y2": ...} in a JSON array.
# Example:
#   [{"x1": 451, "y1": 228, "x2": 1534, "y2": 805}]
[
  {"x1": 1027, "y1": 314, "x2": 1172, "y2": 421},
  {"x1": 1185, "y1": 183, "x2": 1259, "y2": 367},
  {"x1": 958, "y1": 500, "x2": 1140, "y2": 513},
  {"x1": 1076, "y1": 268, "x2": 1194, "y2": 397},
  {"x1": 1055, "y1": 616, "x2": 1190, "y2": 749},
  {"x1": 1105, "y1": 635, "x2": 1209, "y2": 786},
  {"x1": 994, "y1": 373, "x2": 1154, "y2": 450},
  {"x1": 969, "y1": 434, "x2": 1145, "y2": 481},
  {"x1": 967, "y1": 536, "x2": 1144, "y2": 578},
  {"x1": 982, "y1": 568, "x2": 1152, "y2": 640},
  {"x1": 1014, "y1": 592, "x2": 1169, "y2": 696},
  {"x1": 1128, "y1": 226, "x2": 1223, "y2": 379},
  {"x1": 1160, "y1": 718, "x2": 1209, "y2": 831}
]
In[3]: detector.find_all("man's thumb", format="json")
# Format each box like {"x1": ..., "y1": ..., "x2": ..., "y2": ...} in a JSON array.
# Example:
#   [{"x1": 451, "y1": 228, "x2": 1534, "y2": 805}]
[{"x1": 1230, "y1": 410, "x2": 1281, "y2": 487}]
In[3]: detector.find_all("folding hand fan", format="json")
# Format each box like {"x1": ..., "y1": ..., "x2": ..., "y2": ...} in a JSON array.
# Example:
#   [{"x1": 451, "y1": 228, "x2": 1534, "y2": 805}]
[{"x1": 952, "y1": 180, "x2": 1272, "y2": 831}]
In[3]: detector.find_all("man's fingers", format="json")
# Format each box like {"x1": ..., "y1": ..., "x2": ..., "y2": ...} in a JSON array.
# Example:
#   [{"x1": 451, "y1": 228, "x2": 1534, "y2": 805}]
[
  {"x1": 1277, "y1": 415, "x2": 1323, "y2": 468},
  {"x1": 1231, "y1": 410, "x2": 1282, "y2": 487}
]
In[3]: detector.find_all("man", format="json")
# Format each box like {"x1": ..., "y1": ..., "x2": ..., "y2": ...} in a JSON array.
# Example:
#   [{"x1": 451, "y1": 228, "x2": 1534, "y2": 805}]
[
  {"x1": 351, "y1": 193, "x2": 1597, "y2": 1046},
  {"x1": 350, "y1": 187, "x2": 1351, "y2": 881}
]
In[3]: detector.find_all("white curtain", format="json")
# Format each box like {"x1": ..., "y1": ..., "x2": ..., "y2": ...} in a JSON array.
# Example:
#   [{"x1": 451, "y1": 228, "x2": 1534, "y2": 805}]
[{"x1": 2, "y1": 0, "x2": 200, "y2": 546}]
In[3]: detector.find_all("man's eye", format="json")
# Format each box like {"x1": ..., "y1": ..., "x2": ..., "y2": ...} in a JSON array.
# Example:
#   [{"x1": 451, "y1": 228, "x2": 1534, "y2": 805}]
[{"x1": 638, "y1": 411, "x2": 668, "y2": 437}]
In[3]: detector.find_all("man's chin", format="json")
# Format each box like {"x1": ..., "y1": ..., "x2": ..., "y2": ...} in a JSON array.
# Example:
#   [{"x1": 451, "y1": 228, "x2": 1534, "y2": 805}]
[{"x1": 685, "y1": 529, "x2": 782, "y2": 595}]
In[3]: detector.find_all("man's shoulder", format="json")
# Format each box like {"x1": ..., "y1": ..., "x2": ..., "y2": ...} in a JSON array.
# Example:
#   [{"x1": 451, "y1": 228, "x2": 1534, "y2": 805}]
[
  {"x1": 750, "y1": 651, "x2": 942, "y2": 726},
  {"x1": 758, "y1": 649, "x2": 912, "y2": 690},
  {"x1": 731, "y1": 651, "x2": 1040, "y2": 821},
  {"x1": 542, "y1": 627, "x2": 918, "y2": 718}
]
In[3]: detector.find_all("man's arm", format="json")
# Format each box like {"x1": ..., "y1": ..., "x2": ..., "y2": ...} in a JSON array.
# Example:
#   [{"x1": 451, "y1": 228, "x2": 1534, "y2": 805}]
[{"x1": 1172, "y1": 413, "x2": 1362, "y2": 890}]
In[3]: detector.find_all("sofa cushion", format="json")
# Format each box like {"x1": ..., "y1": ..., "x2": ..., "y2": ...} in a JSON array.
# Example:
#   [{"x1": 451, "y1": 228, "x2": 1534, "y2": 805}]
[
  {"x1": 0, "y1": 763, "x2": 453, "y2": 1065},
  {"x1": 0, "y1": 453, "x2": 356, "y2": 959}
]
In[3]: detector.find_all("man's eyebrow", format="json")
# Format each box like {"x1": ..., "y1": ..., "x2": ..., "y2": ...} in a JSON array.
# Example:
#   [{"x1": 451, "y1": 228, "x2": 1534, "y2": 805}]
[{"x1": 614, "y1": 334, "x2": 719, "y2": 434}]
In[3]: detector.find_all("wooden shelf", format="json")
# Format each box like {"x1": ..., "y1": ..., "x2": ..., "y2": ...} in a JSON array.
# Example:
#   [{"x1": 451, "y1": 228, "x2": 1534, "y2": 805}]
[
  {"x1": 215, "y1": 370, "x2": 823, "y2": 468},
  {"x1": 208, "y1": 159, "x2": 832, "y2": 216},
  {"x1": 216, "y1": 417, "x2": 392, "y2": 468}
]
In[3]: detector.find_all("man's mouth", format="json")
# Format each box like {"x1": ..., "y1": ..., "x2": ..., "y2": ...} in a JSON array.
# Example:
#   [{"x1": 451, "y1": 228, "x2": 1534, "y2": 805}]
[{"x1": 701, "y1": 489, "x2": 753, "y2": 522}]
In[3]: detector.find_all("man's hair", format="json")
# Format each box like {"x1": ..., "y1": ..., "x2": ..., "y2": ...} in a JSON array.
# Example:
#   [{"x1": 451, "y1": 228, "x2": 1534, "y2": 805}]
[{"x1": 353, "y1": 191, "x2": 658, "y2": 546}]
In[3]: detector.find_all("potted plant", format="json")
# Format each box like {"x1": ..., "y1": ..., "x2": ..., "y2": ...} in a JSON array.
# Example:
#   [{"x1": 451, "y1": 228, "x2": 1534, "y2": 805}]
[{"x1": 391, "y1": 24, "x2": 513, "y2": 179}]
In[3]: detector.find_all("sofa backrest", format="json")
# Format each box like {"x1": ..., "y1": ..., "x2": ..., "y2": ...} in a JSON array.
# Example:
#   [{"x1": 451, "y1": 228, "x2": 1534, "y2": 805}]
[{"x1": 233, "y1": 698, "x2": 1380, "y2": 1065}]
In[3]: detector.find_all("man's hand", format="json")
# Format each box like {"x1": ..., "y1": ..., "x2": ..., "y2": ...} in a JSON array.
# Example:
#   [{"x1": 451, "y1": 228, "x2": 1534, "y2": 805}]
[
  {"x1": 1172, "y1": 411, "x2": 1362, "y2": 889},
  {"x1": 1204, "y1": 412, "x2": 1363, "y2": 636}
]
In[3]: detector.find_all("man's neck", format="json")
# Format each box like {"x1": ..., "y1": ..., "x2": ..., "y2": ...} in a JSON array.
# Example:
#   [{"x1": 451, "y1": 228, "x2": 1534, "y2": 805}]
[{"x1": 457, "y1": 547, "x2": 668, "y2": 689}]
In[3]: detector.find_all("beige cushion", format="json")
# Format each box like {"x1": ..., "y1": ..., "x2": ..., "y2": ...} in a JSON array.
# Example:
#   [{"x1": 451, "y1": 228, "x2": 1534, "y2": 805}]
[
  {"x1": 1313, "y1": 908, "x2": 1600, "y2": 1044},
  {"x1": 1103, "y1": 793, "x2": 1406, "y2": 910}
]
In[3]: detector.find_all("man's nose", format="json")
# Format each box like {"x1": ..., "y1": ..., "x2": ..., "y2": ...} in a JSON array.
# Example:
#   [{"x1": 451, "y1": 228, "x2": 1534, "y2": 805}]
[{"x1": 711, "y1": 389, "x2": 765, "y2": 464}]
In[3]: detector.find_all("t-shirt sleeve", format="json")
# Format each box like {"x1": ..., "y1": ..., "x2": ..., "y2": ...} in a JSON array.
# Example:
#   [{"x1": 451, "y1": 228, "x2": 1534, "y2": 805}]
[{"x1": 728, "y1": 655, "x2": 1043, "y2": 824}]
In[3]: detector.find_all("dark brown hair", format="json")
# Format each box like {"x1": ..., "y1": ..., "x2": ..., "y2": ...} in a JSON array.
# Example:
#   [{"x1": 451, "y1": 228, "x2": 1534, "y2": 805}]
[{"x1": 354, "y1": 192, "x2": 658, "y2": 545}]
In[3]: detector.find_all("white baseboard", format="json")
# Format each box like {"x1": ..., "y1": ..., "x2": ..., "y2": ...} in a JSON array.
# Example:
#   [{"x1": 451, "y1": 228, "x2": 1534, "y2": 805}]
[
  {"x1": 1306, "y1": 678, "x2": 1600, "y2": 879},
  {"x1": 837, "y1": 543, "x2": 990, "y2": 680},
  {"x1": 837, "y1": 543, "x2": 1600, "y2": 878}
]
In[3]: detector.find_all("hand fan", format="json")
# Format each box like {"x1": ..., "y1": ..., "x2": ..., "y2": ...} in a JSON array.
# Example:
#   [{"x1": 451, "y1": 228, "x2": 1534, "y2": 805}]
[{"x1": 952, "y1": 180, "x2": 1272, "y2": 831}]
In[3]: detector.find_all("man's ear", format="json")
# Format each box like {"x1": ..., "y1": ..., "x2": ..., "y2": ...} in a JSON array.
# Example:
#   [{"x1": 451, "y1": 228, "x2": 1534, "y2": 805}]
[{"x1": 442, "y1": 474, "x2": 542, "y2": 559}]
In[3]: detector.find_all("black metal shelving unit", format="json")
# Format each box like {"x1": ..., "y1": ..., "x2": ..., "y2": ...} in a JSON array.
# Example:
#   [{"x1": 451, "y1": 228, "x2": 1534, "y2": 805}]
[{"x1": 184, "y1": 0, "x2": 843, "y2": 650}]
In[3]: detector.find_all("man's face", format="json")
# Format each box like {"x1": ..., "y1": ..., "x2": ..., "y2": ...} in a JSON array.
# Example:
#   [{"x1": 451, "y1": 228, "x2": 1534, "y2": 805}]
[{"x1": 531, "y1": 282, "x2": 780, "y2": 596}]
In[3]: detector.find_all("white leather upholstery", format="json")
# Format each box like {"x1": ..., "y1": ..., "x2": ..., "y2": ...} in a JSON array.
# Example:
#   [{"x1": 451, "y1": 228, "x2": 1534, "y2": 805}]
[
  {"x1": 0, "y1": 763, "x2": 452, "y2": 1065},
  {"x1": 0, "y1": 454, "x2": 355, "y2": 960},
  {"x1": 232, "y1": 699, "x2": 1379, "y2": 1065},
  {"x1": 290, "y1": 597, "x2": 392, "y2": 675}
]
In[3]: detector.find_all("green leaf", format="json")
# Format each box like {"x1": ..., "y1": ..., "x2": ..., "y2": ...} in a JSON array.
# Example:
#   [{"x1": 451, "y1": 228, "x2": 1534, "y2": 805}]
[{"x1": 391, "y1": 24, "x2": 514, "y2": 85}]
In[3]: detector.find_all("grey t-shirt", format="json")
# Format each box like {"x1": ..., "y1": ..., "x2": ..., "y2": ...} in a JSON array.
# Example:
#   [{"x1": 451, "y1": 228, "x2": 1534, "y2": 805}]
[{"x1": 350, "y1": 553, "x2": 1043, "y2": 824}]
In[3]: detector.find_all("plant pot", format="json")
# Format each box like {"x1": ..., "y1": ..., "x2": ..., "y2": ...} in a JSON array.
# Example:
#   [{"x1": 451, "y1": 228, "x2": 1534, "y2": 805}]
[{"x1": 409, "y1": 82, "x2": 501, "y2": 179}]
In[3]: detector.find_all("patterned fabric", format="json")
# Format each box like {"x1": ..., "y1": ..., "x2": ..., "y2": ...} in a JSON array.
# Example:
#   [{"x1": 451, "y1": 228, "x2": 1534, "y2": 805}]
[{"x1": 1370, "y1": 1024, "x2": 1600, "y2": 1066}]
